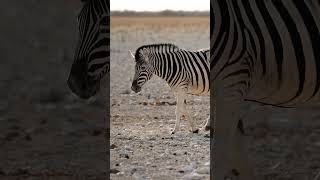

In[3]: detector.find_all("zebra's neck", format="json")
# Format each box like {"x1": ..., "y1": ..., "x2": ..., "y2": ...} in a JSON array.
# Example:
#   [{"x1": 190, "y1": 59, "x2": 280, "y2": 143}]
[
  {"x1": 150, "y1": 51, "x2": 171, "y2": 81},
  {"x1": 148, "y1": 46, "x2": 179, "y2": 83}
]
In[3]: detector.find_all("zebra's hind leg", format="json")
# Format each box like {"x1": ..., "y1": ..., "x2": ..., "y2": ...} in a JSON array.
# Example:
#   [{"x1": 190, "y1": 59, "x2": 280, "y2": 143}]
[
  {"x1": 181, "y1": 99, "x2": 198, "y2": 133},
  {"x1": 212, "y1": 86, "x2": 252, "y2": 179},
  {"x1": 200, "y1": 115, "x2": 210, "y2": 131},
  {"x1": 171, "y1": 93, "x2": 197, "y2": 134},
  {"x1": 232, "y1": 119, "x2": 256, "y2": 180}
]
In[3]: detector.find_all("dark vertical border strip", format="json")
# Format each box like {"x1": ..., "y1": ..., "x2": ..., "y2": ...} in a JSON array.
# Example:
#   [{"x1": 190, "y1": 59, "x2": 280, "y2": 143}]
[
  {"x1": 105, "y1": 0, "x2": 110, "y2": 179},
  {"x1": 210, "y1": 1, "x2": 214, "y2": 179}
]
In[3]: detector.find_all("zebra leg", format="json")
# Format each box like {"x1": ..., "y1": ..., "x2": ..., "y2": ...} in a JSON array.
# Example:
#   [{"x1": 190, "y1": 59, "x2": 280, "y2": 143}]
[
  {"x1": 171, "y1": 94, "x2": 183, "y2": 134},
  {"x1": 212, "y1": 87, "x2": 246, "y2": 180},
  {"x1": 183, "y1": 103, "x2": 199, "y2": 133},
  {"x1": 200, "y1": 115, "x2": 210, "y2": 131},
  {"x1": 181, "y1": 98, "x2": 198, "y2": 133},
  {"x1": 232, "y1": 119, "x2": 256, "y2": 180}
]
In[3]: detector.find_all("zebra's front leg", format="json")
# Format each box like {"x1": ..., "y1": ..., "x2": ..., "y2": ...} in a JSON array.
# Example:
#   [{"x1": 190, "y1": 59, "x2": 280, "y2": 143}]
[{"x1": 171, "y1": 94, "x2": 183, "y2": 134}]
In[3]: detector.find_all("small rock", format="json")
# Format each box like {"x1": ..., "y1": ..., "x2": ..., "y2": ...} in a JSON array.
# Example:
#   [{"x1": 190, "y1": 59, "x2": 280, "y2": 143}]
[
  {"x1": 178, "y1": 169, "x2": 184, "y2": 173},
  {"x1": 182, "y1": 172, "x2": 204, "y2": 180},
  {"x1": 166, "y1": 166, "x2": 174, "y2": 170},
  {"x1": 110, "y1": 144, "x2": 117, "y2": 149},
  {"x1": 196, "y1": 167, "x2": 210, "y2": 174},
  {"x1": 183, "y1": 166, "x2": 195, "y2": 173},
  {"x1": 177, "y1": 162, "x2": 196, "y2": 174},
  {"x1": 121, "y1": 89, "x2": 131, "y2": 94},
  {"x1": 119, "y1": 149, "x2": 130, "y2": 159},
  {"x1": 110, "y1": 168, "x2": 120, "y2": 174}
]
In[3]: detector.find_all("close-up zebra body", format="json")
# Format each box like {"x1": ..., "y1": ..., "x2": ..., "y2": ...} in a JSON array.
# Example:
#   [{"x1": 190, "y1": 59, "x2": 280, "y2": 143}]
[
  {"x1": 67, "y1": 0, "x2": 109, "y2": 99},
  {"x1": 212, "y1": 0, "x2": 320, "y2": 107},
  {"x1": 211, "y1": 0, "x2": 320, "y2": 179},
  {"x1": 131, "y1": 43, "x2": 210, "y2": 133}
]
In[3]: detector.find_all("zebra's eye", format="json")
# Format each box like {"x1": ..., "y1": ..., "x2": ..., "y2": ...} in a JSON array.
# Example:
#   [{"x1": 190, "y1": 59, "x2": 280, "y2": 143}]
[{"x1": 140, "y1": 66, "x2": 146, "y2": 70}]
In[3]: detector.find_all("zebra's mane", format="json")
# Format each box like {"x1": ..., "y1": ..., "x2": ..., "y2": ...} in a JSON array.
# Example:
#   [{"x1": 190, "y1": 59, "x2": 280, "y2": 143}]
[{"x1": 134, "y1": 43, "x2": 180, "y2": 62}]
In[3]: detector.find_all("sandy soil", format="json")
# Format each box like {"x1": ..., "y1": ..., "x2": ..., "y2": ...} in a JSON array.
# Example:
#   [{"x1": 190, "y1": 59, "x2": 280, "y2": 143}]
[{"x1": 110, "y1": 16, "x2": 210, "y2": 179}]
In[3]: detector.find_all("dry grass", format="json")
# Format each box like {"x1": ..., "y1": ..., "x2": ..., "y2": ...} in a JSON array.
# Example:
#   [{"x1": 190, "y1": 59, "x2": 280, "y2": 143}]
[{"x1": 111, "y1": 16, "x2": 209, "y2": 32}]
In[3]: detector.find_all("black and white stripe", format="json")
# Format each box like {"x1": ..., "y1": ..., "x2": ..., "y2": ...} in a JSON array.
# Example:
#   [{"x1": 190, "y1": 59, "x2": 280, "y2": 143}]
[
  {"x1": 210, "y1": 1, "x2": 320, "y2": 179},
  {"x1": 67, "y1": 0, "x2": 109, "y2": 99},
  {"x1": 131, "y1": 43, "x2": 210, "y2": 133}
]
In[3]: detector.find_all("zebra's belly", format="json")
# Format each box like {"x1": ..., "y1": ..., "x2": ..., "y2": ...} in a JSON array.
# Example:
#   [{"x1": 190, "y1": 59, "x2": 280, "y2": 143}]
[
  {"x1": 187, "y1": 90, "x2": 210, "y2": 96},
  {"x1": 186, "y1": 84, "x2": 210, "y2": 96},
  {"x1": 246, "y1": 76, "x2": 320, "y2": 107}
]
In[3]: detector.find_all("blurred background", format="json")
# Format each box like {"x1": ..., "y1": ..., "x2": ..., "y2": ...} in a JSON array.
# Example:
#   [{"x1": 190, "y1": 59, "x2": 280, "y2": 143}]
[{"x1": 0, "y1": 0, "x2": 107, "y2": 179}]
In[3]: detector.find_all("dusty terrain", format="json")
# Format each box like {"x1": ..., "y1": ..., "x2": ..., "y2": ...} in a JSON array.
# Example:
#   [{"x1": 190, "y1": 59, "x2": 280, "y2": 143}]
[
  {"x1": 0, "y1": 1, "x2": 107, "y2": 179},
  {"x1": 110, "y1": 16, "x2": 211, "y2": 179},
  {"x1": 110, "y1": 16, "x2": 320, "y2": 180}
]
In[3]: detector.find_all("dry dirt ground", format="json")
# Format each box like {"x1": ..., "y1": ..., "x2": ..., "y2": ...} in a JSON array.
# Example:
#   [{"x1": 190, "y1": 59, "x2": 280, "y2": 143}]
[
  {"x1": 110, "y1": 17, "x2": 210, "y2": 180},
  {"x1": 110, "y1": 16, "x2": 320, "y2": 180},
  {"x1": 0, "y1": 1, "x2": 107, "y2": 179}
]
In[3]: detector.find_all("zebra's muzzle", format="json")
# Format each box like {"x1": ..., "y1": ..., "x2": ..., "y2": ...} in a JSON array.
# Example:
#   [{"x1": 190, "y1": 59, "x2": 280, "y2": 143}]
[
  {"x1": 131, "y1": 80, "x2": 141, "y2": 93},
  {"x1": 131, "y1": 85, "x2": 141, "y2": 93}
]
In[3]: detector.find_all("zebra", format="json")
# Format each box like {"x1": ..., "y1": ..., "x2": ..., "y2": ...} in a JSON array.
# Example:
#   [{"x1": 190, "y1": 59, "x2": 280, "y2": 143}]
[
  {"x1": 210, "y1": 0, "x2": 320, "y2": 179},
  {"x1": 67, "y1": 0, "x2": 109, "y2": 99},
  {"x1": 130, "y1": 43, "x2": 210, "y2": 134}
]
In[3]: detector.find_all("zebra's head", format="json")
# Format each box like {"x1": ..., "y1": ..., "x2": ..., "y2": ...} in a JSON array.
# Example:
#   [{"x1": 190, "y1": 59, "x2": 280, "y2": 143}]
[
  {"x1": 67, "y1": 0, "x2": 109, "y2": 99},
  {"x1": 131, "y1": 47, "x2": 155, "y2": 93}
]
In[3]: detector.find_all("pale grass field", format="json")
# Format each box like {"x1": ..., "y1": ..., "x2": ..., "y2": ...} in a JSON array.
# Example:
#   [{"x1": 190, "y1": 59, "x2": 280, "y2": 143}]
[{"x1": 110, "y1": 16, "x2": 210, "y2": 179}]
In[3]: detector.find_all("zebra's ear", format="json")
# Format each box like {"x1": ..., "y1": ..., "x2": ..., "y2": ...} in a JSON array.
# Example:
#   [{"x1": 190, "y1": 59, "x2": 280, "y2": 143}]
[{"x1": 129, "y1": 50, "x2": 135, "y2": 59}]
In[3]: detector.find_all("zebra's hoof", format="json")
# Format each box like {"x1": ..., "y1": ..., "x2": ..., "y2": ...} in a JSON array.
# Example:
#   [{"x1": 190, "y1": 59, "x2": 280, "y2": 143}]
[
  {"x1": 192, "y1": 129, "x2": 199, "y2": 133},
  {"x1": 224, "y1": 169, "x2": 240, "y2": 180},
  {"x1": 199, "y1": 126, "x2": 210, "y2": 132}
]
